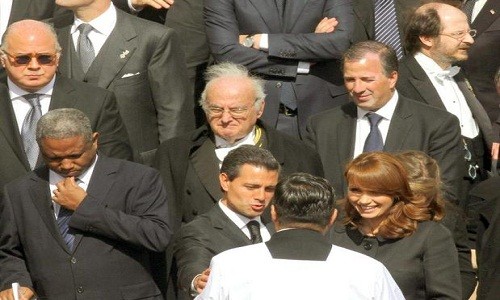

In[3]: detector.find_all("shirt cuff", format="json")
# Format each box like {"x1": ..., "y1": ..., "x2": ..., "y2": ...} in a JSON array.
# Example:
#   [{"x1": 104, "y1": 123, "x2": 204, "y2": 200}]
[
  {"x1": 297, "y1": 61, "x2": 311, "y2": 74},
  {"x1": 190, "y1": 274, "x2": 201, "y2": 297},
  {"x1": 127, "y1": 0, "x2": 143, "y2": 13},
  {"x1": 259, "y1": 34, "x2": 269, "y2": 50}
]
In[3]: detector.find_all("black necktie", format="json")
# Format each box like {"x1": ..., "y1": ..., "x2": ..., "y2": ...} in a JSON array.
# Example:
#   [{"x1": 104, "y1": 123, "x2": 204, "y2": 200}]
[
  {"x1": 374, "y1": 0, "x2": 403, "y2": 59},
  {"x1": 363, "y1": 113, "x2": 384, "y2": 152},
  {"x1": 247, "y1": 220, "x2": 263, "y2": 244},
  {"x1": 57, "y1": 206, "x2": 75, "y2": 251},
  {"x1": 21, "y1": 94, "x2": 42, "y2": 170}
]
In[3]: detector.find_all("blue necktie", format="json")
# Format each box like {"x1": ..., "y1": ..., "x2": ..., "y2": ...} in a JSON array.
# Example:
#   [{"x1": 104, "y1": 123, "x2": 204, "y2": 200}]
[
  {"x1": 374, "y1": 0, "x2": 403, "y2": 59},
  {"x1": 57, "y1": 206, "x2": 75, "y2": 250},
  {"x1": 364, "y1": 113, "x2": 384, "y2": 152}
]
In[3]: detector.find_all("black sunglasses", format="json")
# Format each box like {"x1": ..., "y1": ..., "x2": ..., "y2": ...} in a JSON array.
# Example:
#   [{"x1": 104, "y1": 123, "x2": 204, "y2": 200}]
[{"x1": 2, "y1": 50, "x2": 58, "y2": 65}]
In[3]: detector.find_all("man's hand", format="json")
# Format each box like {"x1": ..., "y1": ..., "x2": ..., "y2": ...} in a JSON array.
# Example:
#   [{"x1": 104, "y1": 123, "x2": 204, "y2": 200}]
[
  {"x1": 194, "y1": 268, "x2": 211, "y2": 293},
  {"x1": 131, "y1": 0, "x2": 174, "y2": 10},
  {"x1": 52, "y1": 177, "x2": 87, "y2": 211},
  {"x1": 315, "y1": 17, "x2": 338, "y2": 33},
  {"x1": 0, "y1": 287, "x2": 35, "y2": 300}
]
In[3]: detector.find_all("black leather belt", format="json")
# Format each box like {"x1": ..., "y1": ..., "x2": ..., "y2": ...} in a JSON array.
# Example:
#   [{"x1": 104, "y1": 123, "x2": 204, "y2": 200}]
[{"x1": 279, "y1": 103, "x2": 297, "y2": 117}]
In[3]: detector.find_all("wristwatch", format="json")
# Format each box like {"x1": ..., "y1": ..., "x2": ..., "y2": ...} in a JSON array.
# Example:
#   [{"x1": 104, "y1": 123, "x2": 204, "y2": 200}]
[{"x1": 243, "y1": 34, "x2": 255, "y2": 48}]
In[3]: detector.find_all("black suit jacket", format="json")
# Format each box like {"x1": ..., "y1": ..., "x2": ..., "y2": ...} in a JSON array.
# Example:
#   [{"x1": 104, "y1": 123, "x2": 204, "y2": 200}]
[
  {"x1": 154, "y1": 120, "x2": 324, "y2": 231},
  {"x1": 173, "y1": 204, "x2": 272, "y2": 297},
  {"x1": 397, "y1": 55, "x2": 497, "y2": 144},
  {"x1": 204, "y1": 0, "x2": 354, "y2": 137},
  {"x1": 469, "y1": 177, "x2": 500, "y2": 300},
  {"x1": 6, "y1": 0, "x2": 67, "y2": 24},
  {"x1": 55, "y1": 8, "x2": 194, "y2": 165},
  {"x1": 352, "y1": 0, "x2": 421, "y2": 46},
  {"x1": 306, "y1": 96, "x2": 463, "y2": 201},
  {"x1": 0, "y1": 156, "x2": 171, "y2": 299},
  {"x1": 460, "y1": 0, "x2": 500, "y2": 130},
  {"x1": 0, "y1": 76, "x2": 132, "y2": 191}
]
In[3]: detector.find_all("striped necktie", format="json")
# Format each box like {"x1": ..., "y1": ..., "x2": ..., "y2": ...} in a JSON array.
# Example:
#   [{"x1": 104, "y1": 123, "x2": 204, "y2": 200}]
[{"x1": 374, "y1": 0, "x2": 403, "y2": 59}]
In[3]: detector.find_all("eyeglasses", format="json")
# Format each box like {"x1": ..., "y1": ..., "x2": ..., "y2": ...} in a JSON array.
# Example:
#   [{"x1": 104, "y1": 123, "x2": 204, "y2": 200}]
[
  {"x1": 440, "y1": 29, "x2": 477, "y2": 41},
  {"x1": 206, "y1": 106, "x2": 250, "y2": 118},
  {"x1": 2, "y1": 51, "x2": 58, "y2": 65}
]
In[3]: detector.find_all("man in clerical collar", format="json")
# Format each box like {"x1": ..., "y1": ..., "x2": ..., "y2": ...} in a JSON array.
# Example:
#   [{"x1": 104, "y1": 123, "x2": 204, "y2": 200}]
[{"x1": 154, "y1": 62, "x2": 323, "y2": 229}]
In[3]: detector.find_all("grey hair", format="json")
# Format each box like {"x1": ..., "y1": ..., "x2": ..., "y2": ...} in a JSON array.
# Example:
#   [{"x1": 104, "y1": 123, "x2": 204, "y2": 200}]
[
  {"x1": 199, "y1": 62, "x2": 266, "y2": 111},
  {"x1": 0, "y1": 20, "x2": 62, "y2": 53},
  {"x1": 36, "y1": 108, "x2": 92, "y2": 143}
]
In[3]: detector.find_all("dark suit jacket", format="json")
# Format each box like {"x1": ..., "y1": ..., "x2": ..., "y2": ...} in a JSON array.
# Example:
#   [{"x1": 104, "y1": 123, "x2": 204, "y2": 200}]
[
  {"x1": 204, "y1": 0, "x2": 354, "y2": 137},
  {"x1": 306, "y1": 96, "x2": 463, "y2": 201},
  {"x1": 351, "y1": 0, "x2": 421, "y2": 46},
  {"x1": 397, "y1": 55, "x2": 497, "y2": 144},
  {"x1": 54, "y1": 8, "x2": 194, "y2": 165},
  {"x1": 173, "y1": 204, "x2": 272, "y2": 297},
  {"x1": 6, "y1": 0, "x2": 67, "y2": 24},
  {"x1": 460, "y1": 0, "x2": 500, "y2": 130},
  {"x1": 469, "y1": 177, "x2": 500, "y2": 300},
  {"x1": 0, "y1": 156, "x2": 171, "y2": 299},
  {"x1": 0, "y1": 76, "x2": 132, "y2": 191},
  {"x1": 154, "y1": 120, "x2": 324, "y2": 232}
]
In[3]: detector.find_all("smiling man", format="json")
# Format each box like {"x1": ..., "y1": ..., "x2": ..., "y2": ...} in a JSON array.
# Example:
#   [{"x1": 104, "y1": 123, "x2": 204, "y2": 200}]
[
  {"x1": 397, "y1": 3, "x2": 497, "y2": 210},
  {"x1": 172, "y1": 145, "x2": 280, "y2": 298},
  {"x1": 0, "y1": 108, "x2": 171, "y2": 299},
  {"x1": 306, "y1": 40, "x2": 462, "y2": 202}
]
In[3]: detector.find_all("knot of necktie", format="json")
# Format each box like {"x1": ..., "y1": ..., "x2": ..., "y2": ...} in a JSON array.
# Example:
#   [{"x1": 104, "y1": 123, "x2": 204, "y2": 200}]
[{"x1": 431, "y1": 66, "x2": 461, "y2": 82}]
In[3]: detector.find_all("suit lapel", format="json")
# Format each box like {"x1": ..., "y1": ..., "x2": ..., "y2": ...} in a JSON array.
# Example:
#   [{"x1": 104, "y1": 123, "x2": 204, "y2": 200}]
[
  {"x1": 455, "y1": 72, "x2": 494, "y2": 146},
  {"x1": 384, "y1": 97, "x2": 414, "y2": 151},
  {"x1": 28, "y1": 168, "x2": 71, "y2": 252},
  {"x1": 8, "y1": 0, "x2": 30, "y2": 24},
  {"x1": 0, "y1": 85, "x2": 31, "y2": 170},
  {"x1": 353, "y1": 0, "x2": 375, "y2": 39},
  {"x1": 283, "y1": 0, "x2": 309, "y2": 32},
  {"x1": 56, "y1": 26, "x2": 74, "y2": 78},
  {"x1": 340, "y1": 105, "x2": 356, "y2": 161},
  {"x1": 248, "y1": 0, "x2": 283, "y2": 32},
  {"x1": 403, "y1": 57, "x2": 446, "y2": 110},
  {"x1": 472, "y1": 0, "x2": 500, "y2": 36},
  {"x1": 92, "y1": 10, "x2": 137, "y2": 88},
  {"x1": 210, "y1": 206, "x2": 252, "y2": 246},
  {"x1": 191, "y1": 139, "x2": 221, "y2": 202}
]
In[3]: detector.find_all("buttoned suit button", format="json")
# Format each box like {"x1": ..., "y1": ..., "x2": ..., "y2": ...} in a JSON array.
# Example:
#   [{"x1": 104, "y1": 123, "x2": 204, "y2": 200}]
[
  {"x1": 71, "y1": 257, "x2": 77, "y2": 264},
  {"x1": 77, "y1": 286, "x2": 84, "y2": 293},
  {"x1": 276, "y1": 82, "x2": 282, "y2": 88},
  {"x1": 363, "y1": 241, "x2": 372, "y2": 250}
]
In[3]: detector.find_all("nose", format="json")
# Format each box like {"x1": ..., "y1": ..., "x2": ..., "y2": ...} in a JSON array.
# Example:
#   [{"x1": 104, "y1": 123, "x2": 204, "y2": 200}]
[
  {"x1": 27, "y1": 56, "x2": 41, "y2": 69},
  {"x1": 220, "y1": 110, "x2": 234, "y2": 123},
  {"x1": 351, "y1": 80, "x2": 366, "y2": 94},
  {"x1": 60, "y1": 159, "x2": 73, "y2": 171},
  {"x1": 358, "y1": 193, "x2": 372, "y2": 204},
  {"x1": 254, "y1": 188, "x2": 266, "y2": 201},
  {"x1": 463, "y1": 32, "x2": 474, "y2": 44}
]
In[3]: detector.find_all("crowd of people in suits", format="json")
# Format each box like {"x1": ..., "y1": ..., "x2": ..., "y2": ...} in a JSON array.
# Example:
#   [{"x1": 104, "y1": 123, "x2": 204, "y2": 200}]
[{"x1": 0, "y1": 0, "x2": 499, "y2": 299}]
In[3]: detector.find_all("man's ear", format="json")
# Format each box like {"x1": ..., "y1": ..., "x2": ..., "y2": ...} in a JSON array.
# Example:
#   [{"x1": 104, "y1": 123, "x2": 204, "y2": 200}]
[
  {"x1": 328, "y1": 209, "x2": 338, "y2": 227},
  {"x1": 219, "y1": 172, "x2": 230, "y2": 192}
]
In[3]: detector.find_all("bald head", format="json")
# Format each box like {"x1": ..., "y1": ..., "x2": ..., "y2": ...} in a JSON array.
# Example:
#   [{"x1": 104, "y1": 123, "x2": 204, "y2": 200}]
[{"x1": 1, "y1": 20, "x2": 61, "y2": 53}]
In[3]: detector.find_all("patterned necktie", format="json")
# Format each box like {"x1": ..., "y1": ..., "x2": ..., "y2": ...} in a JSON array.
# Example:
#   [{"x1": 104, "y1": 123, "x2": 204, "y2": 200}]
[
  {"x1": 57, "y1": 206, "x2": 75, "y2": 251},
  {"x1": 247, "y1": 220, "x2": 263, "y2": 244},
  {"x1": 363, "y1": 113, "x2": 384, "y2": 152},
  {"x1": 77, "y1": 23, "x2": 95, "y2": 73},
  {"x1": 462, "y1": 0, "x2": 477, "y2": 23},
  {"x1": 21, "y1": 94, "x2": 42, "y2": 170},
  {"x1": 374, "y1": 0, "x2": 403, "y2": 59}
]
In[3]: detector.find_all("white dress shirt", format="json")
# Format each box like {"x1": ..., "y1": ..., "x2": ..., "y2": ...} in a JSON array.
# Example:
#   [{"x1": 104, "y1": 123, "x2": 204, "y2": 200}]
[
  {"x1": 214, "y1": 127, "x2": 256, "y2": 168},
  {"x1": 414, "y1": 52, "x2": 479, "y2": 139},
  {"x1": 353, "y1": 92, "x2": 399, "y2": 158},
  {"x1": 8, "y1": 77, "x2": 55, "y2": 133},
  {"x1": 471, "y1": 0, "x2": 487, "y2": 22},
  {"x1": 71, "y1": 3, "x2": 117, "y2": 55},
  {"x1": 218, "y1": 201, "x2": 271, "y2": 242},
  {"x1": 49, "y1": 155, "x2": 98, "y2": 219}
]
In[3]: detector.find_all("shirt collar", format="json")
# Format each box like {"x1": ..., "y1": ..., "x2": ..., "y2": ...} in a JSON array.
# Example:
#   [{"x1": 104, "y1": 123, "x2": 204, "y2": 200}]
[
  {"x1": 71, "y1": 2, "x2": 117, "y2": 37},
  {"x1": 218, "y1": 200, "x2": 263, "y2": 231},
  {"x1": 215, "y1": 126, "x2": 256, "y2": 148},
  {"x1": 357, "y1": 90, "x2": 399, "y2": 121},
  {"x1": 8, "y1": 76, "x2": 55, "y2": 101},
  {"x1": 49, "y1": 154, "x2": 98, "y2": 187}
]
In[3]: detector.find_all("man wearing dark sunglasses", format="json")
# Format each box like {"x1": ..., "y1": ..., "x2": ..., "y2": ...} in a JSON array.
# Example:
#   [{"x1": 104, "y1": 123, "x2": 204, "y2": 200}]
[{"x1": 0, "y1": 19, "x2": 132, "y2": 192}]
